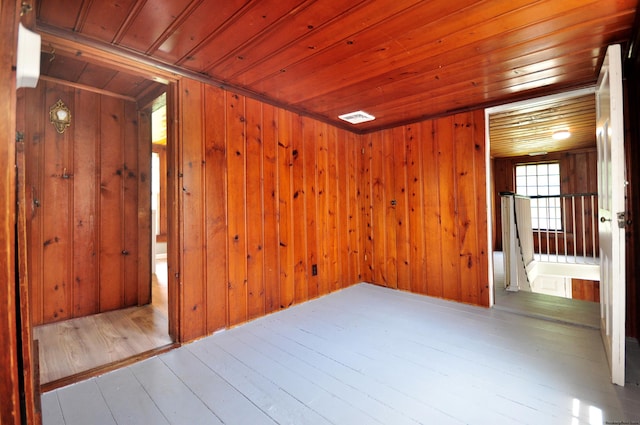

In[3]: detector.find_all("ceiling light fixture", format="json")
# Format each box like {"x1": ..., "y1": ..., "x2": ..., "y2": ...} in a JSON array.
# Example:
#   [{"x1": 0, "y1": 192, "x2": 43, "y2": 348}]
[
  {"x1": 552, "y1": 130, "x2": 571, "y2": 140},
  {"x1": 338, "y1": 110, "x2": 375, "y2": 124}
]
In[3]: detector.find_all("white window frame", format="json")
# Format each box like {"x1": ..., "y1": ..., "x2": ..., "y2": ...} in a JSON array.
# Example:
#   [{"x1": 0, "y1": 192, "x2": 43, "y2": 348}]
[{"x1": 515, "y1": 162, "x2": 562, "y2": 231}]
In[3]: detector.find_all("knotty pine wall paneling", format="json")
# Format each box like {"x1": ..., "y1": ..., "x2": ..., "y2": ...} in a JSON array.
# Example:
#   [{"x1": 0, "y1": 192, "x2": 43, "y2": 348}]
[
  {"x1": 227, "y1": 92, "x2": 249, "y2": 325},
  {"x1": 393, "y1": 126, "x2": 411, "y2": 293},
  {"x1": 262, "y1": 103, "x2": 280, "y2": 315},
  {"x1": 1, "y1": 2, "x2": 24, "y2": 422},
  {"x1": 202, "y1": 81, "x2": 228, "y2": 333},
  {"x1": 303, "y1": 117, "x2": 319, "y2": 300},
  {"x1": 364, "y1": 111, "x2": 489, "y2": 306},
  {"x1": 72, "y1": 89, "x2": 99, "y2": 318},
  {"x1": 422, "y1": 120, "x2": 444, "y2": 298},
  {"x1": 436, "y1": 115, "x2": 461, "y2": 301},
  {"x1": 246, "y1": 98, "x2": 266, "y2": 319},
  {"x1": 179, "y1": 79, "x2": 208, "y2": 341},
  {"x1": 277, "y1": 108, "x2": 295, "y2": 309},
  {"x1": 137, "y1": 110, "x2": 152, "y2": 306},
  {"x1": 292, "y1": 115, "x2": 307, "y2": 304},
  {"x1": 405, "y1": 123, "x2": 428, "y2": 295},
  {"x1": 360, "y1": 134, "x2": 374, "y2": 283},
  {"x1": 42, "y1": 84, "x2": 74, "y2": 323},
  {"x1": 327, "y1": 125, "x2": 340, "y2": 292},
  {"x1": 383, "y1": 130, "x2": 398, "y2": 290},
  {"x1": 315, "y1": 121, "x2": 330, "y2": 296},
  {"x1": 24, "y1": 80, "x2": 150, "y2": 325},
  {"x1": 346, "y1": 131, "x2": 362, "y2": 284},
  {"x1": 176, "y1": 80, "x2": 362, "y2": 341}
]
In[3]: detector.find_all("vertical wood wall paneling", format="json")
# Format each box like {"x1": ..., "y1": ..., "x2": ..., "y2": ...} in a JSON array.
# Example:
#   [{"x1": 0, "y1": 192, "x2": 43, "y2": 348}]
[
  {"x1": 25, "y1": 80, "x2": 147, "y2": 324},
  {"x1": 123, "y1": 101, "x2": 140, "y2": 306},
  {"x1": 347, "y1": 131, "x2": 361, "y2": 284},
  {"x1": 406, "y1": 123, "x2": 427, "y2": 294},
  {"x1": 418, "y1": 121, "x2": 445, "y2": 297},
  {"x1": 72, "y1": 90, "x2": 100, "y2": 316},
  {"x1": 291, "y1": 115, "x2": 308, "y2": 303},
  {"x1": 393, "y1": 126, "x2": 411, "y2": 292},
  {"x1": 572, "y1": 279, "x2": 600, "y2": 302},
  {"x1": 303, "y1": 117, "x2": 319, "y2": 300},
  {"x1": 179, "y1": 79, "x2": 207, "y2": 340},
  {"x1": 226, "y1": 92, "x2": 248, "y2": 326},
  {"x1": 174, "y1": 80, "x2": 491, "y2": 341},
  {"x1": 0, "y1": 1, "x2": 22, "y2": 421},
  {"x1": 137, "y1": 108, "x2": 152, "y2": 306},
  {"x1": 16, "y1": 86, "x2": 42, "y2": 425},
  {"x1": 436, "y1": 116, "x2": 462, "y2": 300},
  {"x1": 203, "y1": 85, "x2": 228, "y2": 332},
  {"x1": 156, "y1": 145, "x2": 168, "y2": 239},
  {"x1": 383, "y1": 131, "x2": 398, "y2": 289},
  {"x1": 246, "y1": 97, "x2": 266, "y2": 320},
  {"x1": 337, "y1": 129, "x2": 350, "y2": 289},
  {"x1": 360, "y1": 135, "x2": 374, "y2": 282},
  {"x1": 370, "y1": 132, "x2": 385, "y2": 286},
  {"x1": 316, "y1": 122, "x2": 330, "y2": 294},
  {"x1": 43, "y1": 83, "x2": 74, "y2": 322},
  {"x1": 421, "y1": 120, "x2": 444, "y2": 298},
  {"x1": 99, "y1": 95, "x2": 126, "y2": 312},
  {"x1": 491, "y1": 157, "x2": 511, "y2": 251},
  {"x1": 327, "y1": 125, "x2": 340, "y2": 291},
  {"x1": 165, "y1": 82, "x2": 181, "y2": 341},
  {"x1": 262, "y1": 104, "x2": 280, "y2": 314},
  {"x1": 24, "y1": 87, "x2": 44, "y2": 324},
  {"x1": 363, "y1": 112, "x2": 488, "y2": 304},
  {"x1": 278, "y1": 108, "x2": 294, "y2": 309},
  {"x1": 453, "y1": 112, "x2": 480, "y2": 305}
]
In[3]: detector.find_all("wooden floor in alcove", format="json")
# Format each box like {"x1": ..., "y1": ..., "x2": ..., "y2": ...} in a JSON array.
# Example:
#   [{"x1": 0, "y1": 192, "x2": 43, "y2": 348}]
[{"x1": 34, "y1": 260, "x2": 173, "y2": 386}]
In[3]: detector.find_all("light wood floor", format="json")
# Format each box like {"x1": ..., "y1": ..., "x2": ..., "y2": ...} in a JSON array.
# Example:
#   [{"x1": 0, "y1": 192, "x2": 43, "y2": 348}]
[
  {"x1": 41, "y1": 283, "x2": 640, "y2": 425},
  {"x1": 34, "y1": 261, "x2": 172, "y2": 386}
]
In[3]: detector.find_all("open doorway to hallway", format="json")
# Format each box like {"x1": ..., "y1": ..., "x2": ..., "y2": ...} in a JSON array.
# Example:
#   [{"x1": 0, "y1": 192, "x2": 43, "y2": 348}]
[
  {"x1": 486, "y1": 88, "x2": 601, "y2": 328},
  {"x1": 151, "y1": 93, "x2": 168, "y2": 319},
  {"x1": 28, "y1": 88, "x2": 174, "y2": 391}
]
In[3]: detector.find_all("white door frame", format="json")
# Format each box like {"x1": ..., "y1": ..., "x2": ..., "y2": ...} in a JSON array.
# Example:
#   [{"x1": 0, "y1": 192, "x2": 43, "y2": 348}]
[{"x1": 484, "y1": 87, "x2": 596, "y2": 307}]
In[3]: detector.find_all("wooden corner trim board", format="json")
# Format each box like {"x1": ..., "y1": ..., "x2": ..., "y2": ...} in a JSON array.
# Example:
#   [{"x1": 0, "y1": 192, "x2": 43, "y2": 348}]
[{"x1": 3, "y1": 1, "x2": 31, "y2": 425}]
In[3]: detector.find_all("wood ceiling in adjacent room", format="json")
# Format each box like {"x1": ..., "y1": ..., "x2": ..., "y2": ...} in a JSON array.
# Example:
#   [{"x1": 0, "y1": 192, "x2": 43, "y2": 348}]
[
  {"x1": 35, "y1": 0, "x2": 637, "y2": 132},
  {"x1": 39, "y1": 49, "x2": 166, "y2": 102},
  {"x1": 489, "y1": 93, "x2": 596, "y2": 158}
]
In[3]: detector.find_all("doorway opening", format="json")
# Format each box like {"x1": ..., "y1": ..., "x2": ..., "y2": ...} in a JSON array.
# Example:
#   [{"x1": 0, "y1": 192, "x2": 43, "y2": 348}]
[
  {"x1": 151, "y1": 93, "x2": 168, "y2": 319},
  {"x1": 485, "y1": 88, "x2": 601, "y2": 328},
  {"x1": 27, "y1": 84, "x2": 176, "y2": 391}
]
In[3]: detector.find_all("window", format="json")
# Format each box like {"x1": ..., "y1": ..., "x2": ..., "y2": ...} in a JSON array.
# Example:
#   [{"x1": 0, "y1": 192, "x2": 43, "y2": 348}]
[{"x1": 515, "y1": 162, "x2": 561, "y2": 230}]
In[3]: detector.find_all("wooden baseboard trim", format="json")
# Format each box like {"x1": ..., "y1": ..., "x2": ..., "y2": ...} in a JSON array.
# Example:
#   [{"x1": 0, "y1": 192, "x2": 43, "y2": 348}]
[{"x1": 39, "y1": 342, "x2": 179, "y2": 393}]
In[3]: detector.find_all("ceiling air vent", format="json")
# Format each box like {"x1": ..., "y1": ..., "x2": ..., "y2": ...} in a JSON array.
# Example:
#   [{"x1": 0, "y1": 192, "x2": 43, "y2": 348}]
[{"x1": 338, "y1": 110, "x2": 375, "y2": 124}]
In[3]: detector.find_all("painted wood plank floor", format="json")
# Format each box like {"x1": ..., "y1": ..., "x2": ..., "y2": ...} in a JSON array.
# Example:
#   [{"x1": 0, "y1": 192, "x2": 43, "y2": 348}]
[
  {"x1": 34, "y1": 263, "x2": 171, "y2": 385},
  {"x1": 41, "y1": 283, "x2": 640, "y2": 425},
  {"x1": 492, "y1": 252, "x2": 601, "y2": 329}
]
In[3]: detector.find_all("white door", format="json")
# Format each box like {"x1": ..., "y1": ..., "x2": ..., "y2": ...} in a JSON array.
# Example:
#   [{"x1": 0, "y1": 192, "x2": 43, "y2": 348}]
[{"x1": 596, "y1": 43, "x2": 626, "y2": 386}]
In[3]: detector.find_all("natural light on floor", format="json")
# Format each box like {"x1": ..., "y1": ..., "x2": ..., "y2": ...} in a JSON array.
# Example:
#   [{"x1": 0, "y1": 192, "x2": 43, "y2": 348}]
[{"x1": 572, "y1": 398, "x2": 603, "y2": 425}]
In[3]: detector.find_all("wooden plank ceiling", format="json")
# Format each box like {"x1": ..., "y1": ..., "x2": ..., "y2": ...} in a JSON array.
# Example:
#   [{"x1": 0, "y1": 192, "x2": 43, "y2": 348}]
[
  {"x1": 489, "y1": 93, "x2": 596, "y2": 157},
  {"x1": 35, "y1": 0, "x2": 637, "y2": 140}
]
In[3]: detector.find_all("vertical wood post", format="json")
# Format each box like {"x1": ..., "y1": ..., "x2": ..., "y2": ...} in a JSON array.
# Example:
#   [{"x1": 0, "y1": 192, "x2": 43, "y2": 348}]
[{"x1": 1, "y1": 0, "x2": 26, "y2": 424}]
